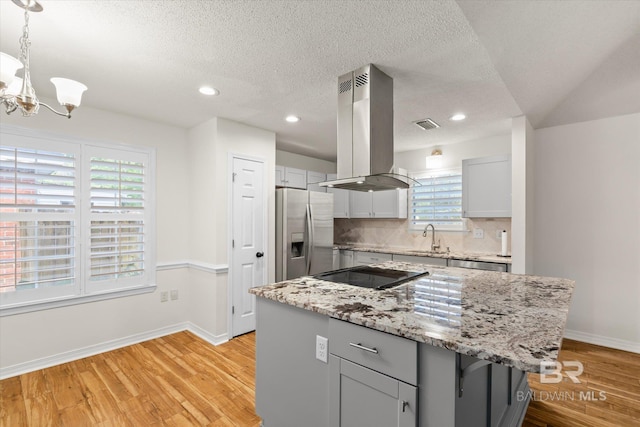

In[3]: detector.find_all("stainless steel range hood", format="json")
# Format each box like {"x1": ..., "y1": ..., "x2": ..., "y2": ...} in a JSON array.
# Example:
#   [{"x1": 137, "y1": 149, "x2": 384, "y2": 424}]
[{"x1": 320, "y1": 64, "x2": 410, "y2": 192}]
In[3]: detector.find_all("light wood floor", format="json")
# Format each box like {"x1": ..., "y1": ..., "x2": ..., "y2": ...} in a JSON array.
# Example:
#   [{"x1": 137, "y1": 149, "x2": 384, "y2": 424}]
[
  {"x1": 0, "y1": 331, "x2": 261, "y2": 426},
  {"x1": 523, "y1": 339, "x2": 640, "y2": 427},
  {"x1": 1, "y1": 333, "x2": 638, "y2": 427}
]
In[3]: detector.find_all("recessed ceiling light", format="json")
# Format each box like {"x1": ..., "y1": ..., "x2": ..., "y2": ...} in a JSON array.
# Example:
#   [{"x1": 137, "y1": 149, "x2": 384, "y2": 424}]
[
  {"x1": 449, "y1": 113, "x2": 466, "y2": 121},
  {"x1": 285, "y1": 115, "x2": 300, "y2": 123},
  {"x1": 199, "y1": 86, "x2": 219, "y2": 96}
]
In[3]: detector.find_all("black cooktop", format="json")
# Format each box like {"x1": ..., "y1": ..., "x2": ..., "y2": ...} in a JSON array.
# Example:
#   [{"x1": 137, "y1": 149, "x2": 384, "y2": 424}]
[{"x1": 314, "y1": 266, "x2": 429, "y2": 290}]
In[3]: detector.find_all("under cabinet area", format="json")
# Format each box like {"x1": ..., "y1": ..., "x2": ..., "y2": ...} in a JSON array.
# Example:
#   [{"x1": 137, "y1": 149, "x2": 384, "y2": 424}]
[{"x1": 462, "y1": 154, "x2": 511, "y2": 218}]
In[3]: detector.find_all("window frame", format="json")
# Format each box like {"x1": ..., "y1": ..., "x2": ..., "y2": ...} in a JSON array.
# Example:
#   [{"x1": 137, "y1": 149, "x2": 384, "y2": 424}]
[
  {"x1": 408, "y1": 167, "x2": 466, "y2": 232},
  {"x1": 0, "y1": 125, "x2": 156, "y2": 316}
]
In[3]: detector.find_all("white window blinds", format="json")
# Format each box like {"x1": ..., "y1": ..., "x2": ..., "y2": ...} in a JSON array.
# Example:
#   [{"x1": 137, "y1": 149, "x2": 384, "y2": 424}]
[
  {"x1": 0, "y1": 146, "x2": 76, "y2": 212},
  {"x1": 0, "y1": 142, "x2": 80, "y2": 302},
  {"x1": 0, "y1": 126, "x2": 155, "y2": 311},
  {"x1": 84, "y1": 147, "x2": 152, "y2": 293},
  {"x1": 410, "y1": 169, "x2": 464, "y2": 231}
]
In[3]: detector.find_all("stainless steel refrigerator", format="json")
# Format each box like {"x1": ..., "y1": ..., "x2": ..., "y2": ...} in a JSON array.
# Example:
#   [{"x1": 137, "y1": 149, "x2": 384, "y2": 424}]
[{"x1": 276, "y1": 188, "x2": 334, "y2": 281}]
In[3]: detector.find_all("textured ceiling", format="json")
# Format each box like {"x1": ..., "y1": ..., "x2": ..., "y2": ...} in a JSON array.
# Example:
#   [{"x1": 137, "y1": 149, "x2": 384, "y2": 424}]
[{"x1": 1, "y1": 0, "x2": 638, "y2": 161}]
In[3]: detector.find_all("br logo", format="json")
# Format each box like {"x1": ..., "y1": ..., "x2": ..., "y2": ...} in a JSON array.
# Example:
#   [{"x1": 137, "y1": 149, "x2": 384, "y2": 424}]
[{"x1": 540, "y1": 361, "x2": 584, "y2": 384}]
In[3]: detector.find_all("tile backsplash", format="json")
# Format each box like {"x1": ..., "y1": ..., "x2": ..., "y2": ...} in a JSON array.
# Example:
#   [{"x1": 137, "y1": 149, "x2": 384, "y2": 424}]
[{"x1": 334, "y1": 218, "x2": 511, "y2": 255}]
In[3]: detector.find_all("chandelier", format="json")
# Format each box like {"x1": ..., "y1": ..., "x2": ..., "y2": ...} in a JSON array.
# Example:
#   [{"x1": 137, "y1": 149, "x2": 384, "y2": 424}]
[{"x1": 0, "y1": 0, "x2": 87, "y2": 119}]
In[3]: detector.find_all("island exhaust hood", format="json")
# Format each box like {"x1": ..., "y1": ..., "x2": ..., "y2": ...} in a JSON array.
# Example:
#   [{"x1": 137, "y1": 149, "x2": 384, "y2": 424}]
[{"x1": 319, "y1": 64, "x2": 410, "y2": 192}]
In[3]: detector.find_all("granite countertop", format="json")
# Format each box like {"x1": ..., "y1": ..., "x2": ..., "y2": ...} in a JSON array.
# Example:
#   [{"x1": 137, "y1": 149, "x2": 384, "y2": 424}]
[
  {"x1": 249, "y1": 261, "x2": 575, "y2": 373},
  {"x1": 334, "y1": 244, "x2": 512, "y2": 264}
]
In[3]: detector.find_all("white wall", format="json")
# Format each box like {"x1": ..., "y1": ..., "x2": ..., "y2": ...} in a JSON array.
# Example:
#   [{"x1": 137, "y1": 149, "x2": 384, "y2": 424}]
[
  {"x1": 511, "y1": 116, "x2": 535, "y2": 274},
  {"x1": 276, "y1": 149, "x2": 336, "y2": 174},
  {"x1": 0, "y1": 100, "x2": 192, "y2": 374},
  {"x1": 187, "y1": 117, "x2": 276, "y2": 338},
  {"x1": 534, "y1": 113, "x2": 640, "y2": 351}
]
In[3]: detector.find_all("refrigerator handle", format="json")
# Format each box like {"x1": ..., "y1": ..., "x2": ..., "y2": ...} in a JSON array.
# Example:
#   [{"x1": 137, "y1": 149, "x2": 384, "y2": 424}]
[{"x1": 306, "y1": 203, "x2": 314, "y2": 275}]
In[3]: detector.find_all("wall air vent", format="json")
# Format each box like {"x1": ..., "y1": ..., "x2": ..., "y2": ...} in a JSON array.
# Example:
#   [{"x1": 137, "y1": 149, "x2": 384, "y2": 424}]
[{"x1": 414, "y1": 118, "x2": 441, "y2": 131}]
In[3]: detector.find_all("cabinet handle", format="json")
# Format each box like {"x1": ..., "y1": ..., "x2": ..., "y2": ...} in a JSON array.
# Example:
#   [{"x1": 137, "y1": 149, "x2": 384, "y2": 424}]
[
  {"x1": 349, "y1": 342, "x2": 379, "y2": 354},
  {"x1": 401, "y1": 400, "x2": 409, "y2": 413}
]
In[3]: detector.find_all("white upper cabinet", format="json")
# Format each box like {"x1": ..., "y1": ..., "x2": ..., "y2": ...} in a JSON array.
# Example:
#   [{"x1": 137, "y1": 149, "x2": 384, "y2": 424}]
[
  {"x1": 349, "y1": 189, "x2": 408, "y2": 219},
  {"x1": 326, "y1": 173, "x2": 350, "y2": 218},
  {"x1": 275, "y1": 166, "x2": 307, "y2": 189},
  {"x1": 462, "y1": 154, "x2": 512, "y2": 218},
  {"x1": 275, "y1": 165, "x2": 285, "y2": 186},
  {"x1": 306, "y1": 171, "x2": 327, "y2": 193}
]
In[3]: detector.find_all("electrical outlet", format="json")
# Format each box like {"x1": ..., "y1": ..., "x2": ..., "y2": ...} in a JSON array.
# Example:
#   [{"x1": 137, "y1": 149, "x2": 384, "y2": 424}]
[
  {"x1": 473, "y1": 228, "x2": 484, "y2": 239},
  {"x1": 170, "y1": 289, "x2": 179, "y2": 300},
  {"x1": 160, "y1": 291, "x2": 168, "y2": 302},
  {"x1": 496, "y1": 230, "x2": 503, "y2": 239},
  {"x1": 316, "y1": 335, "x2": 328, "y2": 363}
]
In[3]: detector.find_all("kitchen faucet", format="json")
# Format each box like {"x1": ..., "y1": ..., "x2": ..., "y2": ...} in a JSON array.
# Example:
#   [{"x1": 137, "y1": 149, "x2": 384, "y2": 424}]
[{"x1": 422, "y1": 223, "x2": 441, "y2": 252}]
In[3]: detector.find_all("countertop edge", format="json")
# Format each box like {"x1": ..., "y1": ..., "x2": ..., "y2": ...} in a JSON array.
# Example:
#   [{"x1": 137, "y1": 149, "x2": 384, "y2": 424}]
[{"x1": 334, "y1": 245, "x2": 512, "y2": 264}]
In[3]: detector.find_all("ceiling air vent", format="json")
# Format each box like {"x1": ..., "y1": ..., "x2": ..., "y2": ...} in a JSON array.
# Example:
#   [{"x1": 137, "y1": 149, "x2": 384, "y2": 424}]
[{"x1": 414, "y1": 118, "x2": 440, "y2": 131}]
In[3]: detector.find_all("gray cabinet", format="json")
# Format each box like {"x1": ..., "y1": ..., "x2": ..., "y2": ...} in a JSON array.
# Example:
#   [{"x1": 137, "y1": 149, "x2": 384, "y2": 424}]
[
  {"x1": 353, "y1": 251, "x2": 392, "y2": 266},
  {"x1": 330, "y1": 356, "x2": 417, "y2": 427},
  {"x1": 329, "y1": 318, "x2": 418, "y2": 427},
  {"x1": 307, "y1": 170, "x2": 327, "y2": 193},
  {"x1": 275, "y1": 165, "x2": 307, "y2": 189},
  {"x1": 255, "y1": 297, "x2": 531, "y2": 427},
  {"x1": 327, "y1": 173, "x2": 350, "y2": 218},
  {"x1": 462, "y1": 154, "x2": 511, "y2": 218},
  {"x1": 447, "y1": 259, "x2": 509, "y2": 273},
  {"x1": 255, "y1": 298, "x2": 329, "y2": 427},
  {"x1": 333, "y1": 249, "x2": 340, "y2": 270},
  {"x1": 350, "y1": 189, "x2": 408, "y2": 219},
  {"x1": 339, "y1": 250, "x2": 354, "y2": 269}
]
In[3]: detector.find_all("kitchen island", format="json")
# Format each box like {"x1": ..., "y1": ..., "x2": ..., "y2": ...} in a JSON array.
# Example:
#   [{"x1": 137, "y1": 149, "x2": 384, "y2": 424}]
[{"x1": 249, "y1": 261, "x2": 575, "y2": 427}]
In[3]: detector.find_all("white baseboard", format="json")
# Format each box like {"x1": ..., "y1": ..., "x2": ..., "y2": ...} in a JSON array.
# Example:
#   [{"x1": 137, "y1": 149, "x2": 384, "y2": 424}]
[
  {"x1": 0, "y1": 322, "x2": 229, "y2": 380},
  {"x1": 564, "y1": 329, "x2": 640, "y2": 354},
  {"x1": 186, "y1": 322, "x2": 229, "y2": 346}
]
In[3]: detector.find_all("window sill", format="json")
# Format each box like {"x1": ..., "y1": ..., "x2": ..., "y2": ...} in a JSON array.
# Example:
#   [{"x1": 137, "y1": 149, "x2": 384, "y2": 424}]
[{"x1": 0, "y1": 285, "x2": 157, "y2": 317}]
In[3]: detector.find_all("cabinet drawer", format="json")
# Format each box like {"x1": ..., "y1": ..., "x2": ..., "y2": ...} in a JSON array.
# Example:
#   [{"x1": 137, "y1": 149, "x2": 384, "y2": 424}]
[{"x1": 329, "y1": 318, "x2": 417, "y2": 385}]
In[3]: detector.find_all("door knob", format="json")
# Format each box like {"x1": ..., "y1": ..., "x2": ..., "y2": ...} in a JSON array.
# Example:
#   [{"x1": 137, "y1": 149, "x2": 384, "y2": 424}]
[{"x1": 256, "y1": 252, "x2": 264, "y2": 258}]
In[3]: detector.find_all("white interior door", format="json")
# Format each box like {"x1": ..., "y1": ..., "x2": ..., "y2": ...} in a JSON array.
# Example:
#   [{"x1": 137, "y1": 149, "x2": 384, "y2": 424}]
[{"x1": 231, "y1": 156, "x2": 265, "y2": 337}]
